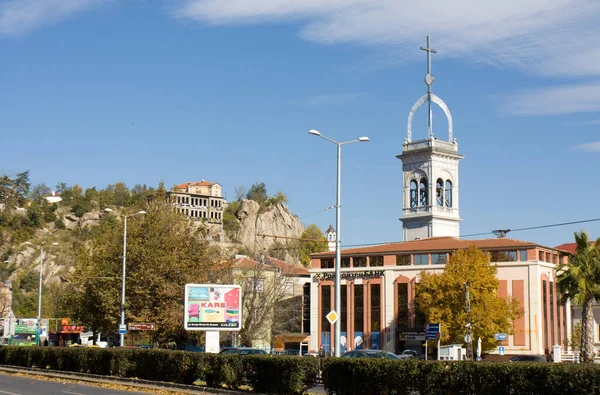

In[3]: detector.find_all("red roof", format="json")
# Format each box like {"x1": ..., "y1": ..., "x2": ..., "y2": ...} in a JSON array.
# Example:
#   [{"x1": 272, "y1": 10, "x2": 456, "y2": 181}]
[
  {"x1": 176, "y1": 181, "x2": 217, "y2": 189},
  {"x1": 554, "y1": 241, "x2": 596, "y2": 255},
  {"x1": 231, "y1": 256, "x2": 309, "y2": 276},
  {"x1": 312, "y1": 236, "x2": 564, "y2": 257}
]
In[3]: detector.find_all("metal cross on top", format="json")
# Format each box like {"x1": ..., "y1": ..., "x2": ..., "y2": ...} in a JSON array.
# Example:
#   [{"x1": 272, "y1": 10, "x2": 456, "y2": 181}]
[
  {"x1": 420, "y1": 35, "x2": 437, "y2": 87},
  {"x1": 420, "y1": 35, "x2": 437, "y2": 138}
]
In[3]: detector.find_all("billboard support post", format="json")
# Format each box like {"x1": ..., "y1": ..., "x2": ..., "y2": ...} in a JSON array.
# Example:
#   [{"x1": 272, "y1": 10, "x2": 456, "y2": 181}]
[{"x1": 205, "y1": 331, "x2": 220, "y2": 353}]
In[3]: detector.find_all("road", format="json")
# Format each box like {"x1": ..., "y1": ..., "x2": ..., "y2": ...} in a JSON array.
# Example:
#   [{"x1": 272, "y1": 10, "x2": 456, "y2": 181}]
[{"x1": 0, "y1": 372, "x2": 150, "y2": 395}]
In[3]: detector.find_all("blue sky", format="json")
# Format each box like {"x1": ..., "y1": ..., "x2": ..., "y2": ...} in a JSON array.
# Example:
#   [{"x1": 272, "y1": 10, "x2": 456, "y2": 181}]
[{"x1": 1, "y1": 0, "x2": 599, "y2": 249}]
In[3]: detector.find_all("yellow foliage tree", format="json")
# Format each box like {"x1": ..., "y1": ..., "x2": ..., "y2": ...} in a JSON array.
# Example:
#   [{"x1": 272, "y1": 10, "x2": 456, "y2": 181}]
[{"x1": 415, "y1": 246, "x2": 523, "y2": 352}]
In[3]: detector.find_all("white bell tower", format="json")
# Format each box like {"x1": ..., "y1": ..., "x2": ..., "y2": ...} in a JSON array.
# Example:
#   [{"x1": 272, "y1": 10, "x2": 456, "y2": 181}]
[
  {"x1": 398, "y1": 36, "x2": 464, "y2": 241},
  {"x1": 325, "y1": 225, "x2": 336, "y2": 252}
]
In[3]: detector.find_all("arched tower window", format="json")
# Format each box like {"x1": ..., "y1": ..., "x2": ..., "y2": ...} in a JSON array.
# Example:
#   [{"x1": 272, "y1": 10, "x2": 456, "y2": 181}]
[
  {"x1": 410, "y1": 180, "x2": 418, "y2": 208},
  {"x1": 436, "y1": 179, "x2": 444, "y2": 206},
  {"x1": 445, "y1": 180, "x2": 453, "y2": 207},
  {"x1": 419, "y1": 178, "x2": 428, "y2": 207}
]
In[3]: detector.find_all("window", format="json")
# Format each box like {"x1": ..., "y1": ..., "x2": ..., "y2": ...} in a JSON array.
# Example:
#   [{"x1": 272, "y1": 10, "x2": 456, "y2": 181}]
[
  {"x1": 414, "y1": 254, "x2": 429, "y2": 265},
  {"x1": 520, "y1": 250, "x2": 528, "y2": 261},
  {"x1": 341, "y1": 257, "x2": 351, "y2": 268},
  {"x1": 247, "y1": 278, "x2": 264, "y2": 293},
  {"x1": 432, "y1": 254, "x2": 446, "y2": 265},
  {"x1": 341, "y1": 285, "x2": 347, "y2": 332},
  {"x1": 369, "y1": 256, "x2": 383, "y2": 267},
  {"x1": 396, "y1": 255, "x2": 411, "y2": 266},
  {"x1": 322, "y1": 285, "x2": 331, "y2": 331},
  {"x1": 410, "y1": 180, "x2": 418, "y2": 208},
  {"x1": 539, "y1": 251, "x2": 545, "y2": 261},
  {"x1": 302, "y1": 284, "x2": 310, "y2": 333},
  {"x1": 371, "y1": 284, "x2": 381, "y2": 333},
  {"x1": 354, "y1": 284, "x2": 364, "y2": 332},
  {"x1": 321, "y1": 259, "x2": 334, "y2": 269},
  {"x1": 507, "y1": 251, "x2": 517, "y2": 261},
  {"x1": 419, "y1": 178, "x2": 428, "y2": 206},
  {"x1": 436, "y1": 179, "x2": 444, "y2": 206},
  {"x1": 397, "y1": 283, "x2": 409, "y2": 327},
  {"x1": 445, "y1": 180, "x2": 453, "y2": 207},
  {"x1": 542, "y1": 280, "x2": 548, "y2": 349},
  {"x1": 353, "y1": 257, "x2": 366, "y2": 267}
]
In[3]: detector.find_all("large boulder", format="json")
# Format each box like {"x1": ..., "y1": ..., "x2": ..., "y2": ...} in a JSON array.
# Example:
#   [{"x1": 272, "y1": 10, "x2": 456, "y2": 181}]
[{"x1": 233, "y1": 199, "x2": 304, "y2": 258}]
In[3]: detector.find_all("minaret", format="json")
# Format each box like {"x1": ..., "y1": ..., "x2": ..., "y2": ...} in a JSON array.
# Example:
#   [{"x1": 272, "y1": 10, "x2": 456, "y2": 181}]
[
  {"x1": 325, "y1": 225, "x2": 336, "y2": 252},
  {"x1": 397, "y1": 35, "x2": 464, "y2": 241}
]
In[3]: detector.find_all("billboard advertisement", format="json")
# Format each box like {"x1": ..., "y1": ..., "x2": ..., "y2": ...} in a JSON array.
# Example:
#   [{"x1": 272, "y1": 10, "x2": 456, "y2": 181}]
[{"x1": 184, "y1": 284, "x2": 242, "y2": 331}]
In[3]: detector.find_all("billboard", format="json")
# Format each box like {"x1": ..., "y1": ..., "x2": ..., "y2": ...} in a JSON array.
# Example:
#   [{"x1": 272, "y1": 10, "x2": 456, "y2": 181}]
[{"x1": 184, "y1": 284, "x2": 242, "y2": 331}]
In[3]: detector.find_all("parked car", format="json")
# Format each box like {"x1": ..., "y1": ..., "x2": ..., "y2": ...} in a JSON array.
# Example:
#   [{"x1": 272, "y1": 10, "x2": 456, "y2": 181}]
[
  {"x1": 397, "y1": 349, "x2": 424, "y2": 360},
  {"x1": 341, "y1": 349, "x2": 400, "y2": 359},
  {"x1": 219, "y1": 347, "x2": 267, "y2": 355},
  {"x1": 509, "y1": 355, "x2": 547, "y2": 362}
]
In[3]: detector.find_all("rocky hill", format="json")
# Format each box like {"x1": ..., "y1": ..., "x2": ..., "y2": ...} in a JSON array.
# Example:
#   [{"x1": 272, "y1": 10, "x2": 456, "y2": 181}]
[{"x1": 226, "y1": 199, "x2": 305, "y2": 261}]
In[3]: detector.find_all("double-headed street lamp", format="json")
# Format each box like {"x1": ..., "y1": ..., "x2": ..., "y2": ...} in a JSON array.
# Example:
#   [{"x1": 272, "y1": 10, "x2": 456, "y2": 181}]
[
  {"x1": 104, "y1": 208, "x2": 146, "y2": 347},
  {"x1": 23, "y1": 241, "x2": 59, "y2": 345},
  {"x1": 309, "y1": 129, "x2": 370, "y2": 357}
]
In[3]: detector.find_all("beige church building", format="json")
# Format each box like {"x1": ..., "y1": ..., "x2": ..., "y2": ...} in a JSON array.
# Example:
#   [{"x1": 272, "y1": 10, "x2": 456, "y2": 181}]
[{"x1": 308, "y1": 36, "x2": 570, "y2": 357}]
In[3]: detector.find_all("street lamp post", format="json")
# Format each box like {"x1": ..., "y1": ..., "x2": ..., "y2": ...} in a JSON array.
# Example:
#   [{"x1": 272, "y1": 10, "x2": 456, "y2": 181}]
[
  {"x1": 105, "y1": 208, "x2": 146, "y2": 347},
  {"x1": 309, "y1": 129, "x2": 369, "y2": 357},
  {"x1": 24, "y1": 241, "x2": 59, "y2": 345}
]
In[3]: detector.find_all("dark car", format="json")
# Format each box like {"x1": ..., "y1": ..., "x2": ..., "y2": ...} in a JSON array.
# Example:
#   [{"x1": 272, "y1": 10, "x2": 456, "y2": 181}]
[
  {"x1": 341, "y1": 349, "x2": 400, "y2": 359},
  {"x1": 509, "y1": 355, "x2": 546, "y2": 362},
  {"x1": 219, "y1": 347, "x2": 268, "y2": 355}
]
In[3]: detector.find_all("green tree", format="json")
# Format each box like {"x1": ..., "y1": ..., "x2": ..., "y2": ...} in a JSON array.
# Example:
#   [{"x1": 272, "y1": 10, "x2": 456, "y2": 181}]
[
  {"x1": 67, "y1": 194, "x2": 225, "y2": 345},
  {"x1": 246, "y1": 182, "x2": 268, "y2": 206},
  {"x1": 13, "y1": 171, "x2": 31, "y2": 207},
  {"x1": 556, "y1": 231, "x2": 600, "y2": 362},
  {"x1": 297, "y1": 224, "x2": 328, "y2": 266},
  {"x1": 415, "y1": 246, "x2": 523, "y2": 353},
  {"x1": 30, "y1": 183, "x2": 51, "y2": 204}
]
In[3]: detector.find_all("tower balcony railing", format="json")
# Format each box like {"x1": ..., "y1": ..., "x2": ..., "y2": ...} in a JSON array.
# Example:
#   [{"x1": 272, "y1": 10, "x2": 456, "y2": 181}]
[
  {"x1": 403, "y1": 205, "x2": 455, "y2": 215},
  {"x1": 403, "y1": 138, "x2": 458, "y2": 153}
]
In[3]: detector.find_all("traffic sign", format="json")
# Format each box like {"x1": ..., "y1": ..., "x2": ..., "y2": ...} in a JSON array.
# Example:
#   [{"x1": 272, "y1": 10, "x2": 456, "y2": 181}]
[
  {"x1": 498, "y1": 346, "x2": 505, "y2": 356},
  {"x1": 326, "y1": 310, "x2": 339, "y2": 325},
  {"x1": 118, "y1": 324, "x2": 127, "y2": 335},
  {"x1": 464, "y1": 334, "x2": 472, "y2": 343},
  {"x1": 495, "y1": 333, "x2": 507, "y2": 341},
  {"x1": 426, "y1": 323, "x2": 440, "y2": 340}
]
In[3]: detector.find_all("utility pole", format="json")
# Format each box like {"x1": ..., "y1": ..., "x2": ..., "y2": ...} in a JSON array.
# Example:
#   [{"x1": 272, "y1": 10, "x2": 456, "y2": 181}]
[{"x1": 464, "y1": 282, "x2": 474, "y2": 361}]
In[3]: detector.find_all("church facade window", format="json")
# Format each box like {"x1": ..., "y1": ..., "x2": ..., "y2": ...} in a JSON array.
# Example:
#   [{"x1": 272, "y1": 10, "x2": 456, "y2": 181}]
[
  {"x1": 410, "y1": 180, "x2": 418, "y2": 208},
  {"x1": 419, "y1": 178, "x2": 428, "y2": 206},
  {"x1": 436, "y1": 178, "x2": 444, "y2": 206},
  {"x1": 445, "y1": 180, "x2": 453, "y2": 207}
]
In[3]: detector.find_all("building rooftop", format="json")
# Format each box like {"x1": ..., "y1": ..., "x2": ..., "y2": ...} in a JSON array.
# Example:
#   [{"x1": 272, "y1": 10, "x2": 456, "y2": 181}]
[
  {"x1": 311, "y1": 236, "x2": 568, "y2": 257},
  {"x1": 176, "y1": 180, "x2": 218, "y2": 189},
  {"x1": 232, "y1": 255, "x2": 309, "y2": 276},
  {"x1": 554, "y1": 241, "x2": 597, "y2": 255}
]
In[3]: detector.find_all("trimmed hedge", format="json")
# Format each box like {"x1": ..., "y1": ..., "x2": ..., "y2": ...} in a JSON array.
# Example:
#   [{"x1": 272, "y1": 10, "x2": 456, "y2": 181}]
[
  {"x1": 322, "y1": 358, "x2": 600, "y2": 395},
  {"x1": 0, "y1": 346, "x2": 320, "y2": 394}
]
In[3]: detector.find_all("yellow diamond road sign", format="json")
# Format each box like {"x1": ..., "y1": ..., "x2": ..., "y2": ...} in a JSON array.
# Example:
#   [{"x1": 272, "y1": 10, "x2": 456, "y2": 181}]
[{"x1": 326, "y1": 310, "x2": 339, "y2": 325}]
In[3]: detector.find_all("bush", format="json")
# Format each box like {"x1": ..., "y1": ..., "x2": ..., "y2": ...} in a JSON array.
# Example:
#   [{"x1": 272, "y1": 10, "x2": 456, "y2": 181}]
[
  {"x1": 322, "y1": 359, "x2": 600, "y2": 395},
  {"x1": 0, "y1": 346, "x2": 318, "y2": 394}
]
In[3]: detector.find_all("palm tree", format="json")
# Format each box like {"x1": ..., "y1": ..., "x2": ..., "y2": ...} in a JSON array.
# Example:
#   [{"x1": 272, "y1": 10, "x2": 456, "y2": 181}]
[{"x1": 556, "y1": 231, "x2": 600, "y2": 362}]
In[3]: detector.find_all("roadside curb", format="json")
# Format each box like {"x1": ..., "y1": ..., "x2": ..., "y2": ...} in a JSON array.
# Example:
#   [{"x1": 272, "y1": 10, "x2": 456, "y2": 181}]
[{"x1": 0, "y1": 365, "x2": 250, "y2": 395}]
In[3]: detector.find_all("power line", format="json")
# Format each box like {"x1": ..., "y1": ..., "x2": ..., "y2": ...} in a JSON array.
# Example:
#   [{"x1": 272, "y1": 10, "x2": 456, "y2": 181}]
[
  {"x1": 299, "y1": 205, "x2": 335, "y2": 220},
  {"x1": 337, "y1": 217, "x2": 600, "y2": 249}
]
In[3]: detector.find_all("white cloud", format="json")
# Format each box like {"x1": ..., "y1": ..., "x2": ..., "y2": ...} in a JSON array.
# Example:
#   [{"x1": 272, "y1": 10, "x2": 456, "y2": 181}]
[
  {"x1": 502, "y1": 83, "x2": 600, "y2": 115},
  {"x1": 573, "y1": 142, "x2": 600, "y2": 152},
  {"x1": 173, "y1": 0, "x2": 600, "y2": 77},
  {"x1": 0, "y1": 0, "x2": 108, "y2": 37}
]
